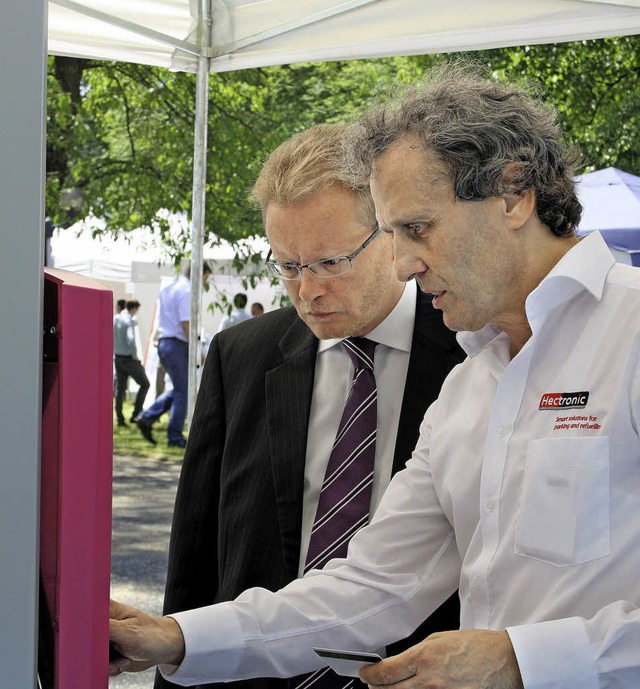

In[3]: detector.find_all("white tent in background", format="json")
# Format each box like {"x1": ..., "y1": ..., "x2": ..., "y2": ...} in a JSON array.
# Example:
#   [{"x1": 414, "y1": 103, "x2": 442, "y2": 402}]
[
  {"x1": 575, "y1": 167, "x2": 640, "y2": 265},
  {"x1": 49, "y1": 222, "x2": 276, "y2": 353}
]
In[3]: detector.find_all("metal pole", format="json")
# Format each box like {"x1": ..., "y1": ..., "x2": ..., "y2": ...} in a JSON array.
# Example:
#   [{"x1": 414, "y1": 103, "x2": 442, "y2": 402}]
[
  {"x1": 0, "y1": 0, "x2": 46, "y2": 685},
  {"x1": 188, "y1": 0, "x2": 212, "y2": 427}
]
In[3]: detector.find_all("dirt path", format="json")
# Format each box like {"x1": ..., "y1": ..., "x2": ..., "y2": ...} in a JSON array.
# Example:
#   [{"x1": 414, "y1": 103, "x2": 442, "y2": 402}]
[{"x1": 109, "y1": 453, "x2": 181, "y2": 688}]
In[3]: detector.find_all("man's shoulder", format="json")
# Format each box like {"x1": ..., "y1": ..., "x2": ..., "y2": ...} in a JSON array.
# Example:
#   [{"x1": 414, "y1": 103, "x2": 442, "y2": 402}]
[
  {"x1": 216, "y1": 305, "x2": 308, "y2": 349},
  {"x1": 222, "y1": 305, "x2": 300, "y2": 337},
  {"x1": 210, "y1": 306, "x2": 314, "y2": 373},
  {"x1": 161, "y1": 276, "x2": 188, "y2": 298}
]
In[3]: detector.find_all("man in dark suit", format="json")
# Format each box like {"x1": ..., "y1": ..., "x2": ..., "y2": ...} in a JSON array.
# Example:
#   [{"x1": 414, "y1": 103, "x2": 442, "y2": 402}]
[{"x1": 155, "y1": 124, "x2": 464, "y2": 689}]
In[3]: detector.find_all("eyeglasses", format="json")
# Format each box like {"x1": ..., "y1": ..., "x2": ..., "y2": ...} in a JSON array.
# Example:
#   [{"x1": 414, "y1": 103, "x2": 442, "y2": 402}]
[{"x1": 265, "y1": 227, "x2": 382, "y2": 281}]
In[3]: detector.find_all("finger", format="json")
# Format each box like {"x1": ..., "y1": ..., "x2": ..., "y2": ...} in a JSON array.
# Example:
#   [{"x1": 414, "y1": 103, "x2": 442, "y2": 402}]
[
  {"x1": 109, "y1": 657, "x2": 154, "y2": 677},
  {"x1": 360, "y1": 656, "x2": 417, "y2": 687},
  {"x1": 110, "y1": 598, "x2": 133, "y2": 620},
  {"x1": 109, "y1": 612, "x2": 138, "y2": 662},
  {"x1": 108, "y1": 656, "x2": 132, "y2": 677},
  {"x1": 109, "y1": 615, "x2": 127, "y2": 643}
]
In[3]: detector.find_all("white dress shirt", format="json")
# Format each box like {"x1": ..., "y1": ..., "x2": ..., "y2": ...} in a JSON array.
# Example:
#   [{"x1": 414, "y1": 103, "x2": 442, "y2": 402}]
[
  {"x1": 299, "y1": 283, "x2": 415, "y2": 573},
  {"x1": 158, "y1": 275, "x2": 191, "y2": 342},
  {"x1": 164, "y1": 232, "x2": 640, "y2": 689}
]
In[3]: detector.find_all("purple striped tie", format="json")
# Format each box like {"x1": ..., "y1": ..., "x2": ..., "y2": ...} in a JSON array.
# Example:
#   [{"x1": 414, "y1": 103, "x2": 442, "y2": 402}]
[{"x1": 290, "y1": 338, "x2": 377, "y2": 689}]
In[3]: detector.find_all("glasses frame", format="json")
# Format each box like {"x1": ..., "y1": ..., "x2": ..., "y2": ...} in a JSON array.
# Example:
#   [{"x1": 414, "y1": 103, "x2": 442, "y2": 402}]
[{"x1": 265, "y1": 226, "x2": 382, "y2": 281}]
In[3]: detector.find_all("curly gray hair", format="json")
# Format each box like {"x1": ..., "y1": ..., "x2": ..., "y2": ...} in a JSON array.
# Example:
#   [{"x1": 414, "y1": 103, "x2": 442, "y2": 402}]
[{"x1": 345, "y1": 61, "x2": 582, "y2": 237}]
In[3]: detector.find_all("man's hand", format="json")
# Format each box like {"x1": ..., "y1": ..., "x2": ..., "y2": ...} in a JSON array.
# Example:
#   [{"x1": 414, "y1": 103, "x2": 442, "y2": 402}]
[
  {"x1": 359, "y1": 629, "x2": 524, "y2": 689},
  {"x1": 109, "y1": 599, "x2": 186, "y2": 677}
]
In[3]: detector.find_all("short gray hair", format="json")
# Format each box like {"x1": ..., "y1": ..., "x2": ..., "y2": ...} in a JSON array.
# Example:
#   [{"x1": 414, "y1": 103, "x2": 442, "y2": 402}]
[{"x1": 345, "y1": 61, "x2": 582, "y2": 237}]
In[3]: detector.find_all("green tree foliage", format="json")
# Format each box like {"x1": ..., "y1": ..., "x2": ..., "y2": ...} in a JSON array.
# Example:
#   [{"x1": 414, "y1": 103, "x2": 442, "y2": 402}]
[
  {"x1": 46, "y1": 36, "x2": 640, "y2": 262},
  {"x1": 46, "y1": 56, "x2": 430, "y2": 252},
  {"x1": 472, "y1": 36, "x2": 640, "y2": 173}
]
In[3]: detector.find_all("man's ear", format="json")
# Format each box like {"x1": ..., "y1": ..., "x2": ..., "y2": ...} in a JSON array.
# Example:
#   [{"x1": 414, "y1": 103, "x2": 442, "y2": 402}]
[
  {"x1": 503, "y1": 187, "x2": 536, "y2": 229},
  {"x1": 499, "y1": 163, "x2": 536, "y2": 229}
]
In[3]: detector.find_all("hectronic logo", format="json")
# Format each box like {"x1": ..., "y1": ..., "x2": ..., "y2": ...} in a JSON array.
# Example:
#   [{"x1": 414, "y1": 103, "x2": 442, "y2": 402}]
[{"x1": 539, "y1": 391, "x2": 590, "y2": 410}]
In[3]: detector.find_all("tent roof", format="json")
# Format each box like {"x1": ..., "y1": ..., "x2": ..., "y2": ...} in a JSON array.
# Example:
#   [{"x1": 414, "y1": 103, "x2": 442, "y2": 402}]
[
  {"x1": 576, "y1": 167, "x2": 640, "y2": 251},
  {"x1": 49, "y1": 0, "x2": 640, "y2": 73},
  {"x1": 578, "y1": 166, "x2": 640, "y2": 191}
]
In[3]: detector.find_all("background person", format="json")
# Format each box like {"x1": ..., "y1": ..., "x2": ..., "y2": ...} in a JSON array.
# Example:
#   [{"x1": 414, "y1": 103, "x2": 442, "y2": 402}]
[
  {"x1": 135, "y1": 261, "x2": 211, "y2": 448},
  {"x1": 153, "y1": 123, "x2": 464, "y2": 689},
  {"x1": 113, "y1": 299, "x2": 150, "y2": 426},
  {"x1": 217, "y1": 292, "x2": 251, "y2": 331},
  {"x1": 250, "y1": 302, "x2": 264, "y2": 317}
]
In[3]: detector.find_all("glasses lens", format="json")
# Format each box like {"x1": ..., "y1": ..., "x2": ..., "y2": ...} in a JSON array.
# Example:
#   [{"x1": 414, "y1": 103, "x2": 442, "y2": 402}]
[
  {"x1": 266, "y1": 262, "x2": 300, "y2": 280},
  {"x1": 308, "y1": 257, "x2": 351, "y2": 277}
]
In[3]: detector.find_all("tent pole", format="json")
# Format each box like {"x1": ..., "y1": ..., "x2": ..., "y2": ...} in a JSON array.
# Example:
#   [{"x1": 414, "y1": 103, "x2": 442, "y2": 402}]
[
  {"x1": 0, "y1": 0, "x2": 46, "y2": 685},
  {"x1": 188, "y1": 0, "x2": 212, "y2": 428}
]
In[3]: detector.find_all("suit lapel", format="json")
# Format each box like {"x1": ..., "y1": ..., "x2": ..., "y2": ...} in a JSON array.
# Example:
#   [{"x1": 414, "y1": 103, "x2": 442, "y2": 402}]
[
  {"x1": 393, "y1": 287, "x2": 461, "y2": 475},
  {"x1": 266, "y1": 315, "x2": 318, "y2": 577}
]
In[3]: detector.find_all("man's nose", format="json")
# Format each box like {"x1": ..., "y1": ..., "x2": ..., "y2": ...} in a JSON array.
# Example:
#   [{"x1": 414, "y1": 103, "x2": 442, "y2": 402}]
[
  {"x1": 393, "y1": 237, "x2": 426, "y2": 283},
  {"x1": 297, "y1": 268, "x2": 328, "y2": 302}
]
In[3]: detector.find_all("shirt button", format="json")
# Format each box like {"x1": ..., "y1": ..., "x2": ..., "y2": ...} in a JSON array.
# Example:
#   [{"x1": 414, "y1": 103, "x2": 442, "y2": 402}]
[
  {"x1": 498, "y1": 427, "x2": 507, "y2": 438},
  {"x1": 487, "y1": 500, "x2": 496, "y2": 513}
]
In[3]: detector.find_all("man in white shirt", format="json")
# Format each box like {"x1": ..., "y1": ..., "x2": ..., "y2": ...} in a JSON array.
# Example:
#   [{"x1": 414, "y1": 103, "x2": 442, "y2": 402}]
[
  {"x1": 135, "y1": 261, "x2": 211, "y2": 448},
  {"x1": 217, "y1": 293, "x2": 252, "y2": 332},
  {"x1": 152, "y1": 124, "x2": 463, "y2": 689},
  {"x1": 110, "y1": 63, "x2": 640, "y2": 688}
]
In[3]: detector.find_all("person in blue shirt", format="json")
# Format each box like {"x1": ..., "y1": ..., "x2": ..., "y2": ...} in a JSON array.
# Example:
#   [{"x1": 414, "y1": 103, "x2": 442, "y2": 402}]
[{"x1": 135, "y1": 262, "x2": 211, "y2": 448}]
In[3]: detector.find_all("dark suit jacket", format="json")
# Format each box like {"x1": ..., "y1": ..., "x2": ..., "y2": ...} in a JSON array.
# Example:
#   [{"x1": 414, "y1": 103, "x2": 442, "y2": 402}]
[{"x1": 155, "y1": 287, "x2": 464, "y2": 689}]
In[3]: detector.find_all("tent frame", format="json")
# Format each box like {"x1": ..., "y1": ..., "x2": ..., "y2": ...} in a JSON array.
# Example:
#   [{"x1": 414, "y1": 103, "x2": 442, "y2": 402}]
[
  {"x1": 188, "y1": 0, "x2": 212, "y2": 423},
  {"x1": 1, "y1": 2, "x2": 47, "y2": 685}
]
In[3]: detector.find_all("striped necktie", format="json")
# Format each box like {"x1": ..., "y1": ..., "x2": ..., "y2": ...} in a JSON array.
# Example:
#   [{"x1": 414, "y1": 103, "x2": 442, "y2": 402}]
[{"x1": 291, "y1": 337, "x2": 378, "y2": 689}]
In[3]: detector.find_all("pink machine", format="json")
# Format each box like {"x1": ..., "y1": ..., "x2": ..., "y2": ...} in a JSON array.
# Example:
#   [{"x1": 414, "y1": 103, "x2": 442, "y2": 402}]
[{"x1": 40, "y1": 268, "x2": 113, "y2": 689}]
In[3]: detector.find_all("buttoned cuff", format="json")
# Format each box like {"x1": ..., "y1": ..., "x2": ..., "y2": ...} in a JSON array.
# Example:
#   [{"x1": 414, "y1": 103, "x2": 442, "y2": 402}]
[
  {"x1": 507, "y1": 617, "x2": 598, "y2": 689},
  {"x1": 159, "y1": 604, "x2": 243, "y2": 686}
]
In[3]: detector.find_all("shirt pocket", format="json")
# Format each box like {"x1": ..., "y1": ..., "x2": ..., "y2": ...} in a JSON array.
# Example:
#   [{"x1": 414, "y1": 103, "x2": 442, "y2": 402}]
[{"x1": 514, "y1": 436, "x2": 610, "y2": 567}]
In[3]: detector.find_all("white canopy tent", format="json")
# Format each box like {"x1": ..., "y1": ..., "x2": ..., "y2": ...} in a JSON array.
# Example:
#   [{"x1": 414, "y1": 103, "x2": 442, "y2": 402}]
[
  {"x1": 49, "y1": 0, "x2": 640, "y2": 72},
  {"x1": 3, "y1": 1, "x2": 640, "y2": 685}
]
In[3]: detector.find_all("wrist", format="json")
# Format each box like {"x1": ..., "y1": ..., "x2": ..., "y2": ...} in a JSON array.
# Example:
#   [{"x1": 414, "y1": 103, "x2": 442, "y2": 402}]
[{"x1": 161, "y1": 616, "x2": 186, "y2": 667}]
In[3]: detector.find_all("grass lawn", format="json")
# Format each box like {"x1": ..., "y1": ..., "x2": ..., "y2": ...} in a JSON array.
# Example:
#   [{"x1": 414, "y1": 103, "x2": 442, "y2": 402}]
[{"x1": 112, "y1": 399, "x2": 186, "y2": 461}]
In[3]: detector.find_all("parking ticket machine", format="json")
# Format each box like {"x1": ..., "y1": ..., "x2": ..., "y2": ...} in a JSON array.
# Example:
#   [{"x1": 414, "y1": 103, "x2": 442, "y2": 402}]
[{"x1": 39, "y1": 268, "x2": 113, "y2": 689}]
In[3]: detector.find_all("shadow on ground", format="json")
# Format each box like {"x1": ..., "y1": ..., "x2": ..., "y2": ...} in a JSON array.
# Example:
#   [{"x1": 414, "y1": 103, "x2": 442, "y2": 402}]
[{"x1": 110, "y1": 453, "x2": 182, "y2": 688}]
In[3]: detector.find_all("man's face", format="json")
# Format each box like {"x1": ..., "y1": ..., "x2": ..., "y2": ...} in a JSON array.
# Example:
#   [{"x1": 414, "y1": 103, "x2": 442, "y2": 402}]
[
  {"x1": 370, "y1": 137, "x2": 523, "y2": 334},
  {"x1": 265, "y1": 185, "x2": 404, "y2": 340}
]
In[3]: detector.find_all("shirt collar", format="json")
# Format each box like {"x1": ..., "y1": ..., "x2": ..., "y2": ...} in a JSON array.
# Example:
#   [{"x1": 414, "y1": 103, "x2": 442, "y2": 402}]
[
  {"x1": 318, "y1": 283, "x2": 415, "y2": 354},
  {"x1": 537, "y1": 230, "x2": 614, "y2": 300},
  {"x1": 458, "y1": 231, "x2": 615, "y2": 358}
]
